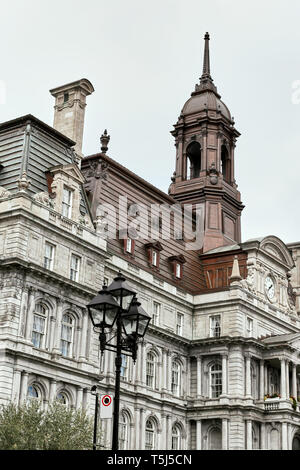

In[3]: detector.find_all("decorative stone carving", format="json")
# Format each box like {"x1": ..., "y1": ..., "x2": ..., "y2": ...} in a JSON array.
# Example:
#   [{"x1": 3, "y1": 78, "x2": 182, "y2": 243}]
[
  {"x1": 17, "y1": 172, "x2": 30, "y2": 192},
  {"x1": 33, "y1": 191, "x2": 54, "y2": 208},
  {"x1": 87, "y1": 159, "x2": 109, "y2": 180},
  {"x1": 0, "y1": 186, "x2": 11, "y2": 199},
  {"x1": 208, "y1": 162, "x2": 218, "y2": 185}
]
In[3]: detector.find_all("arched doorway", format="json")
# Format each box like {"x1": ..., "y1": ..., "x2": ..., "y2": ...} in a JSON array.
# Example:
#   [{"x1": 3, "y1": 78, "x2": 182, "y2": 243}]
[
  {"x1": 292, "y1": 435, "x2": 300, "y2": 450},
  {"x1": 208, "y1": 427, "x2": 222, "y2": 450}
]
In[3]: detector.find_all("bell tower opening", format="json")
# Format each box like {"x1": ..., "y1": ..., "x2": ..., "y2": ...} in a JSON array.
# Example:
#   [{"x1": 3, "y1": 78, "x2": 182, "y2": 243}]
[
  {"x1": 220, "y1": 145, "x2": 231, "y2": 183},
  {"x1": 186, "y1": 141, "x2": 201, "y2": 179}
]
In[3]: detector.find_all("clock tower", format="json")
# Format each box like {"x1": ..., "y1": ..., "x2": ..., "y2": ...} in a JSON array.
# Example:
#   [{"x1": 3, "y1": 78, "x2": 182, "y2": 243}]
[{"x1": 168, "y1": 33, "x2": 244, "y2": 253}]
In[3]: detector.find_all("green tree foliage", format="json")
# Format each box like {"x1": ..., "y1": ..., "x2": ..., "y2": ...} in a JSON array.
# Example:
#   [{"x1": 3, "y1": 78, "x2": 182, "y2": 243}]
[{"x1": 0, "y1": 400, "x2": 94, "y2": 450}]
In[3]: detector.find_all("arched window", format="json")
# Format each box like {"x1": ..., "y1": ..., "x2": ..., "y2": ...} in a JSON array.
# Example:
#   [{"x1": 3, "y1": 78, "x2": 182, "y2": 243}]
[
  {"x1": 146, "y1": 352, "x2": 157, "y2": 389},
  {"x1": 56, "y1": 391, "x2": 69, "y2": 406},
  {"x1": 186, "y1": 142, "x2": 201, "y2": 179},
  {"x1": 119, "y1": 412, "x2": 130, "y2": 450},
  {"x1": 220, "y1": 145, "x2": 231, "y2": 183},
  {"x1": 172, "y1": 424, "x2": 182, "y2": 450},
  {"x1": 27, "y1": 384, "x2": 40, "y2": 401},
  {"x1": 145, "y1": 418, "x2": 156, "y2": 450},
  {"x1": 32, "y1": 303, "x2": 48, "y2": 349},
  {"x1": 60, "y1": 313, "x2": 74, "y2": 357},
  {"x1": 171, "y1": 360, "x2": 181, "y2": 396},
  {"x1": 210, "y1": 363, "x2": 222, "y2": 398}
]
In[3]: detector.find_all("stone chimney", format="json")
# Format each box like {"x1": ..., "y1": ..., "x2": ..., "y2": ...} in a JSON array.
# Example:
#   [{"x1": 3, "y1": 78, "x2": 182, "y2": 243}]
[{"x1": 50, "y1": 78, "x2": 94, "y2": 160}]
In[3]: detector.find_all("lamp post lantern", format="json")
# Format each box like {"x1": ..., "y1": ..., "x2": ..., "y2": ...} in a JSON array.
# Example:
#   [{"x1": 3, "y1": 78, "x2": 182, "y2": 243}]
[{"x1": 87, "y1": 271, "x2": 151, "y2": 451}]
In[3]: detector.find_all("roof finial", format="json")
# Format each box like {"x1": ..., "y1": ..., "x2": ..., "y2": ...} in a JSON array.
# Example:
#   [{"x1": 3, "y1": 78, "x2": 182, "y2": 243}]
[
  {"x1": 100, "y1": 129, "x2": 110, "y2": 154},
  {"x1": 202, "y1": 32, "x2": 211, "y2": 79},
  {"x1": 194, "y1": 32, "x2": 219, "y2": 97}
]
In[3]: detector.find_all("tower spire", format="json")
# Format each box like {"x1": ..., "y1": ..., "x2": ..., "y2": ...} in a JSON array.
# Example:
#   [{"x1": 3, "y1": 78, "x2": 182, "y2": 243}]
[
  {"x1": 194, "y1": 32, "x2": 219, "y2": 96},
  {"x1": 202, "y1": 32, "x2": 211, "y2": 79}
]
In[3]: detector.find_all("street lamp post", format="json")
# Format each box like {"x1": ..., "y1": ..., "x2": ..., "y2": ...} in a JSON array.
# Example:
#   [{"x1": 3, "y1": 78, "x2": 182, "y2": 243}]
[
  {"x1": 87, "y1": 271, "x2": 151, "y2": 451},
  {"x1": 91, "y1": 385, "x2": 99, "y2": 451}
]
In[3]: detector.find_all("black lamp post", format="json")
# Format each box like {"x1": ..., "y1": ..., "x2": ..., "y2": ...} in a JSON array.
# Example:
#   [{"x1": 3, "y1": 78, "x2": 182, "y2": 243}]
[{"x1": 87, "y1": 271, "x2": 151, "y2": 451}]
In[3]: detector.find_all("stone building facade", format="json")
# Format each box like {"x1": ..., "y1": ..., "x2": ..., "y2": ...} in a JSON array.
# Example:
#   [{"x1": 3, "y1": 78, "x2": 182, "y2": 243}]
[{"x1": 0, "y1": 33, "x2": 300, "y2": 450}]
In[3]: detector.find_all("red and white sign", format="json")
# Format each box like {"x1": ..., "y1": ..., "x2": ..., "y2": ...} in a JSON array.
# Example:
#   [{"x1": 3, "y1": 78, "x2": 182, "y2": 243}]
[{"x1": 100, "y1": 394, "x2": 113, "y2": 419}]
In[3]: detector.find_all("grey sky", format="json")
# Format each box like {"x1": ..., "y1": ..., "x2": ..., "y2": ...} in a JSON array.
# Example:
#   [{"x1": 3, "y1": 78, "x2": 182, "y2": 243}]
[{"x1": 1, "y1": 0, "x2": 299, "y2": 244}]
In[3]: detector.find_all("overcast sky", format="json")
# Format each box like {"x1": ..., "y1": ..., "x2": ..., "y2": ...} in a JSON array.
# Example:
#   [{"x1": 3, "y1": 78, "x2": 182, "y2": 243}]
[{"x1": 1, "y1": 0, "x2": 300, "y2": 244}]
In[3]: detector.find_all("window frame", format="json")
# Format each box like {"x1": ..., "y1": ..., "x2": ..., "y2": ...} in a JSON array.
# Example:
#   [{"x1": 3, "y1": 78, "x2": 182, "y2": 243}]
[
  {"x1": 119, "y1": 412, "x2": 130, "y2": 450},
  {"x1": 246, "y1": 317, "x2": 253, "y2": 337},
  {"x1": 120, "y1": 354, "x2": 128, "y2": 380},
  {"x1": 210, "y1": 315, "x2": 221, "y2": 338},
  {"x1": 145, "y1": 419, "x2": 156, "y2": 450},
  {"x1": 70, "y1": 254, "x2": 81, "y2": 282},
  {"x1": 152, "y1": 301, "x2": 160, "y2": 326},
  {"x1": 60, "y1": 312, "x2": 75, "y2": 358},
  {"x1": 62, "y1": 186, "x2": 73, "y2": 219},
  {"x1": 176, "y1": 312, "x2": 184, "y2": 336},
  {"x1": 171, "y1": 360, "x2": 181, "y2": 396},
  {"x1": 210, "y1": 363, "x2": 223, "y2": 398},
  {"x1": 146, "y1": 351, "x2": 157, "y2": 389},
  {"x1": 44, "y1": 241, "x2": 55, "y2": 271},
  {"x1": 175, "y1": 262, "x2": 182, "y2": 279},
  {"x1": 171, "y1": 424, "x2": 181, "y2": 450},
  {"x1": 31, "y1": 303, "x2": 48, "y2": 349}
]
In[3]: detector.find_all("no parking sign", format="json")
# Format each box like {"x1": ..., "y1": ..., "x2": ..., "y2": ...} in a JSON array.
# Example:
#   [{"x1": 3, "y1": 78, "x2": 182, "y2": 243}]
[{"x1": 100, "y1": 394, "x2": 113, "y2": 419}]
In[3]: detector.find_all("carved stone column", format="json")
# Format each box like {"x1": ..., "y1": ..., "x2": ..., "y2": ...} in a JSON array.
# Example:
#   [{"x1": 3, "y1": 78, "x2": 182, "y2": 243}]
[
  {"x1": 282, "y1": 422, "x2": 288, "y2": 450},
  {"x1": 245, "y1": 355, "x2": 252, "y2": 397},
  {"x1": 162, "y1": 348, "x2": 168, "y2": 391},
  {"x1": 292, "y1": 363, "x2": 297, "y2": 399},
  {"x1": 196, "y1": 420, "x2": 202, "y2": 450},
  {"x1": 286, "y1": 361, "x2": 290, "y2": 398},
  {"x1": 260, "y1": 422, "x2": 266, "y2": 450},
  {"x1": 79, "y1": 309, "x2": 88, "y2": 361},
  {"x1": 49, "y1": 379, "x2": 57, "y2": 402},
  {"x1": 20, "y1": 371, "x2": 29, "y2": 404},
  {"x1": 166, "y1": 414, "x2": 171, "y2": 449},
  {"x1": 76, "y1": 387, "x2": 83, "y2": 409},
  {"x1": 25, "y1": 287, "x2": 36, "y2": 341},
  {"x1": 52, "y1": 297, "x2": 64, "y2": 355},
  {"x1": 280, "y1": 358, "x2": 287, "y2": 399},
  {"x1": 18, "y1": 285, "x2": 29, "y2": 336},
  {"x1": 135, "y1": 407, "x2": 140, "y2": 449},
  {"x1": 260, "y1": 360, "x2": 265, "y2": 400},
  {"x1": 222, "y1": 419, "x2": 228, "y2": 450},
  {"x1": 11, "y1": 368, "x2": 22, "y2": 404},
  {"x1": 246, "y1": 420, "x2": 252, "y2": 450},
  {"x1": 140, "y1": 408, "x2": 145, "y2": 449},
  {"x1": 167, "y1": 351, "x2": 172, "y2": 393},
  {"x1": 197, "y1": 356, "x2": 202, "y2": 397},
  {"x1": 222, "y1": 354, "x2": 228, "y2": 395}
]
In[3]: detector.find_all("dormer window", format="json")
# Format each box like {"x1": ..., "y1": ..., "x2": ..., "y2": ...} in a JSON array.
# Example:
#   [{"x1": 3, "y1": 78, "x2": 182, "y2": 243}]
[
  {"x1": 168, "y1": 254, "x2": 186, "y2": 281},
  {"x1": 145, "y1": 242, "x2": 163, "y2": 269},
  {"x1": 124, "y1": 237, "x2": 135, "y2": 255},
  {"x1": 62, "y1": 187, "x2": 73, "y2": 218},
  {"x1": 176, "y1": 263, "x2": 182, "y2": 279}
]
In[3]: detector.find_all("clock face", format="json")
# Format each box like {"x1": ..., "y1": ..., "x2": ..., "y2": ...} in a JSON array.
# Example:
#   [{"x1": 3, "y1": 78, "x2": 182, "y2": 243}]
[{"x1": 265, "y1": 276, "x2": 275, "y2": 300}]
